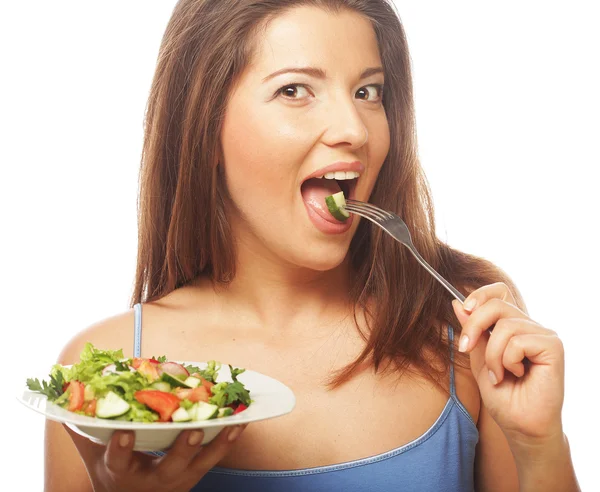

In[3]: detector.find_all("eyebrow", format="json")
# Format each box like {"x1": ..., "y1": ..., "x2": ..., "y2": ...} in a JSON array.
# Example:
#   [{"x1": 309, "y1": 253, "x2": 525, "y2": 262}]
[{"x1": 262, "y1": 66, "x2": 384, "y2": 83}]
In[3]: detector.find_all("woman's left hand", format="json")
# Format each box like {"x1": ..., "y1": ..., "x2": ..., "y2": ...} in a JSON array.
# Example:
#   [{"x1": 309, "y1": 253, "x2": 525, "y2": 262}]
[{"x1": 452, "y1": 282, "x2": 565, "y2": 445}]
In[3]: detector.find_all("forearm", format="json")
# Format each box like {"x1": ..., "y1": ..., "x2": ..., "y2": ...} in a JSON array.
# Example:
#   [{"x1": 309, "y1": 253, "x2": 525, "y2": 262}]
[{"x1": 510, "y1": 432, "x2": 579, "y2": 492}]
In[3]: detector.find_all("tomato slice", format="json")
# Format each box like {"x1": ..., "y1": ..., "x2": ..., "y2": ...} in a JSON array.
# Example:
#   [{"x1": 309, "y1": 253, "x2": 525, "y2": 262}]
[
  {"x1": 232, "y1": 403, "x2": 248, "y2": 415},
  {"x1": 83, "y1": 399, "x2": 97, "y2": 417},
  {"x1": 132, "y1": 357, "x2": 160, "y2": 370},
  {"x1": 174, "y1": 386, "x2": 210, "y2": 403},
  {"x1": 67, "y1": 381, "x2": 85, "y2": 412},
  {"x1": 134, "y1": 390, "x2": 181, "y2": 422},
  {"x1": 137, "y1": 360, "x2": 161, "y2": 382},
  {"x1": 200, "y1": 377, "x2": 215, "y2": 394},
  {"x1": 188, "y1": 386, "x2": 210, "y2": 403}
]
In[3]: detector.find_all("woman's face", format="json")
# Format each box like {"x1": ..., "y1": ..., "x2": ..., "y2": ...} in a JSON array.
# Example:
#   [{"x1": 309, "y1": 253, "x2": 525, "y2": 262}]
[{"x1": 220, "y1": 6, "x2": 390, "y2": 271}]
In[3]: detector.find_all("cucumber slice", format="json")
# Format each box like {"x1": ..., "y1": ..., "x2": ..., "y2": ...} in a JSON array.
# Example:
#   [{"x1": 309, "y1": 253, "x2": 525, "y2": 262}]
[
  {"x1": 217, "y1": 407, "x2": 234, "y2": 418},
  {"x1": 171, "y1": 407, "x2": 192, "y2": 422},
  {"x1": 183, "y1": 376, "x2": 201, "y2": 388},
  {"x1": 325, "y1": 191, "x2": 349, "y2": 221},
  {"x1": 151, "y1": 381, "x2": 171, "y2": 392},
  {"x1": 161, "y1": 372, "x2": 192, "y2": 388},
  {"x1": 95, "y1": 391, "x2": 130, "y2": 419},
  {"x1": 190, "y1": 401, "x2": 219, "y2": 421}
]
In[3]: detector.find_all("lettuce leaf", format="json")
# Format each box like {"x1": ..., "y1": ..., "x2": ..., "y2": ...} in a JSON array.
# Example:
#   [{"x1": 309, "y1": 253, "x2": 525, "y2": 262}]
[
  {"x1": 80, "y1": 343, "x2": 125, "y2": 365},
  {"x1": 229, "y1": 365, "x2": 245, "y2": 382},
  {"x1": 185, "y1": 360, "x2": 221, "y2": 384},
  {"x1": 56, "y1": 343, "x2": 130, "y2": 385},
  {"x1": 179, "y1": 399, "x2": 194, "y2": 410},
  {"x1": 114, "y1": 400, "x2": 159, "y2": 423},
  {"x1": 86, "y1": 371, "x2": 149, "y2": 402}
]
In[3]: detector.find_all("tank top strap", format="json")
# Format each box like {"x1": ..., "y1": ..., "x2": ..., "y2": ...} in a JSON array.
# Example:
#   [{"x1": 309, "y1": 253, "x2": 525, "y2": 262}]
[
  {"x1": 447, "y1": 324, "x2": 457, "y2": 398},
  {"x1": 133, "y1": 303, "x2": 142, "y2": 358}
]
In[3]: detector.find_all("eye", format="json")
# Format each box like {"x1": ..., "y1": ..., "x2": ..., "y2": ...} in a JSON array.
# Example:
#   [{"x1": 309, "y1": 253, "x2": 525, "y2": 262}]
[
  {"x1": 356, "y1": 84, "x2": 384, "y2": 102},
  {"x1": 276, "y1": 84, "x2": 312, "y2": 100}
]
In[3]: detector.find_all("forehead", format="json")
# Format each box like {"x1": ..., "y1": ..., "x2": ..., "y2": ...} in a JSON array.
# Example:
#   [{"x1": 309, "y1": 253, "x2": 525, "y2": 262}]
[{"x1": 249, "y1": 6, "x2": 382, "y2": 75}]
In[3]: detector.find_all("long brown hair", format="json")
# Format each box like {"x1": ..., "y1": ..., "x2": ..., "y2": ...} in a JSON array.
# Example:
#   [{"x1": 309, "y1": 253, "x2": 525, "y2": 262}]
[{"x1": 132, "y1": 0, "x2": 524, "y2": 389}]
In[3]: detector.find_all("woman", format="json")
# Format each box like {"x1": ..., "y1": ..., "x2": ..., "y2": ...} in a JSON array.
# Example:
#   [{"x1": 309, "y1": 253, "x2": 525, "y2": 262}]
[{"x1": 45, "y1": 0, "x2": 579, "y2": 490}]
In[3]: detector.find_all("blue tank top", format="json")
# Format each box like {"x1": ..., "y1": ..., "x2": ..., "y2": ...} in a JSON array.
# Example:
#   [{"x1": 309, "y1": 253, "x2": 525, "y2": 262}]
[{"x1": 133, "y1": 303, "x2": 478, "y2": 491}]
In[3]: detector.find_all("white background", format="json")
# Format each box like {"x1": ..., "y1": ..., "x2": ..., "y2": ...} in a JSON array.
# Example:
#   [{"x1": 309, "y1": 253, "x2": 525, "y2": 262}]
[{"x1": 1, "y1": 1, "x2": 597, "y2": 489}]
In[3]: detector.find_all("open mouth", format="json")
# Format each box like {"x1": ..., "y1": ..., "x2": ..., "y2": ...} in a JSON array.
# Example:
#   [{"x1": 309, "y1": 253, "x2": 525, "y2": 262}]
[
  {"x1": 300, "y1": 171, "x2": 360, "y2": 225},
  {"x1": 302, "y1": 170, "x2": 359, "y2": 198}
]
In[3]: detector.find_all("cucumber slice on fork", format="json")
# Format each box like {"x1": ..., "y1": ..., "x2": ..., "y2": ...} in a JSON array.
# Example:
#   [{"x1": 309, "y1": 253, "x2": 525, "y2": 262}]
[{"x1": 325, "y1": 191, "x2": 349, "y2": 221}]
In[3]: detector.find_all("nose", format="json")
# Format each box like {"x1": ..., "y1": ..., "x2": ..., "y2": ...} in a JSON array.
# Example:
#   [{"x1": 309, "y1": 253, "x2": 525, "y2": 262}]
[{"x1": 320, "y1": 96, "x2": 369, "y2": 150}]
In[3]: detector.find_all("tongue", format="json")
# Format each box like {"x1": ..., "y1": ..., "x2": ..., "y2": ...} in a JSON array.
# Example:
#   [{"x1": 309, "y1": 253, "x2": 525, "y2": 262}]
[{"x1": 301, "y1": 178, "x2": 342, "y2": 220}]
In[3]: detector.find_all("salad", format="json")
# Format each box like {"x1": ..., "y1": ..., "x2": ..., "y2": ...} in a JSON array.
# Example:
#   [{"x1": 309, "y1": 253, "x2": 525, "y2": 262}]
[{"x1": 26, "y1": 343, "x2": 252, "y2": 423}]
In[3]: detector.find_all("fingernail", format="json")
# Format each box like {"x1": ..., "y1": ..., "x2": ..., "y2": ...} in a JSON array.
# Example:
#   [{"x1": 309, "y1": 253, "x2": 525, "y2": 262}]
[
  {"x1": 188, "y1": 430, "x2": 203, "y2": 446},
  {"x1": 458, "y1": 334, "x2": 469, "y2": 352},
  {"x1": 119, "y1": 433, "x2": 130, "y2": 448},
  {"x1": 463, "y1": 298, "x2": 477, "y2": 312},
  {"x1": 228, "y1": 425, "x2": 243, "y2": 442},
  {"x1": 489, "y1": 370, "x2": 498, "y2": 385}
]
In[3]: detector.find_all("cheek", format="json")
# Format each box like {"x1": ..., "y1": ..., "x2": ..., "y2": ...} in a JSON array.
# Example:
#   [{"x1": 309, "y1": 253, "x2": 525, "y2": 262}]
[
  {"x1": 364, "y1": 115, "x2": 390, "y2": 187},
  {"x1": 377, "y1": 123, "x2": 391, "y2": 170},
  {"x1": 220, "y1": 101, "x2": 313, "y2": 200},
  {"x1": 371, "y1": 115, "x2": 390, "y2": 156},
  {"x1": 220, "y1": 117, "x2": 291, "y2": 219}
]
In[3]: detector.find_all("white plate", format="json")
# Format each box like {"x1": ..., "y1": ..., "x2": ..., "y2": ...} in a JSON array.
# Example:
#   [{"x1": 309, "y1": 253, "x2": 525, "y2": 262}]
[{"x1": 17, "y1": 362, "x2": 296, "y2": 451}]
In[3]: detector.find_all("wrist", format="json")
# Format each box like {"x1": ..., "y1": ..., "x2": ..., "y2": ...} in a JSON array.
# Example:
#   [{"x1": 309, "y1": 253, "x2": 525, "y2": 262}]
[
  {"x1": 508, "y1": 431, "x2": 579, "y2": 492},
  {"x1": 506, "y1": 426, "x2": 567, "y2": 464}
]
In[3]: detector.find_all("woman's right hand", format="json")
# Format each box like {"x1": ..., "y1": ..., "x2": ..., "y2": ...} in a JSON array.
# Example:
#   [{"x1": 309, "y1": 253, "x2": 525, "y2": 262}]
[{"x1": 64, "y1": 424, "x2": 247, "y2": 492}]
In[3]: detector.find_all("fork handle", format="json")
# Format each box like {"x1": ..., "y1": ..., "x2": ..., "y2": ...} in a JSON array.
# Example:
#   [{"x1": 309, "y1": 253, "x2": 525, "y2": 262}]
[
  {"x1": 406, "y1": 246, "x2": 465, "y2": 303},
  {"x1": 406, "y1": 246, "x2": 494, "y2": 334}
]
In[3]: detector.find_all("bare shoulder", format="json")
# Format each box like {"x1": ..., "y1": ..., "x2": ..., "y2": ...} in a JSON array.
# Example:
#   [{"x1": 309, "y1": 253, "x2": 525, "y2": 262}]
[
  {"x1": 57, "y1": 279, "x2": 215, "y2": 364},
  {"x1": 58, "y1": 279, "x2": 219, "y2": 367},
  {"x1": 57, "y1": 307, "x2": 136, "y2": 364}
]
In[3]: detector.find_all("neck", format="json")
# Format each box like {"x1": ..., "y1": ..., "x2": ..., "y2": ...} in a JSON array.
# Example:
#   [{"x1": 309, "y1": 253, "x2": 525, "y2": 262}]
[{"x1": 210, "y1": 229, "x2": 355, "y2": 332}]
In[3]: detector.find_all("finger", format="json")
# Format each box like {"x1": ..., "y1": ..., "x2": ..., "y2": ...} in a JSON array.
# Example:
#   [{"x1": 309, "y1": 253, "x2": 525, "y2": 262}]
[
  {"x1": 461, "y1": 282, "x2": 518, "y2": 314},
  {"x1": 154, "y1": 430, "x2": 206, "y2": 482},
  {"x1": 104, "y1": 430, "x2": 136, "y2": 475},
  {"x1": 503, "y1": 333, "x2": 564, "y2": 374},
  {"x1": 189, "y1": 425, "x2": 248, "y2": 475},
  {"x1": 484, "y1": 318, "x2": 542, "y2": 384},
  {"x1": 457, "y1": 298, "x2": 547, "y2": 354},
  {"x1": 452, "y1": 299, "x2": 470, "y2": 330}
]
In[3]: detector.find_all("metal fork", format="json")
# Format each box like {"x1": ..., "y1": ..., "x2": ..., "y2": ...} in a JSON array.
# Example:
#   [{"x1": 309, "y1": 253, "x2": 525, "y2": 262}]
[{"x1": 344, "y1": 198, "x2": 467, "y2": 305}]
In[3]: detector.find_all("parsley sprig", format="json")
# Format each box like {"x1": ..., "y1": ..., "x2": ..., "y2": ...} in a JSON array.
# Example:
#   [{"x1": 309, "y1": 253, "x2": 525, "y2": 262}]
[{"x1": 27, "y1": 371, "x2": 65, "y2": 401}]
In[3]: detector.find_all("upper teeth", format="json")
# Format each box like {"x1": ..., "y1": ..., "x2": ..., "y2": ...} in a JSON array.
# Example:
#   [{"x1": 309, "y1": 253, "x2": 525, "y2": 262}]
[{"x1": 319, "y1": 171, "x2": 360, "y2": 180}]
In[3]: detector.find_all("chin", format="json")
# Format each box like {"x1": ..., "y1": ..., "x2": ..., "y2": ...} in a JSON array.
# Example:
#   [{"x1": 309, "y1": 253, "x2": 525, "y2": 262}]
[{"x1": 289, "y1": 244, "x2": 350, "y2": 272}]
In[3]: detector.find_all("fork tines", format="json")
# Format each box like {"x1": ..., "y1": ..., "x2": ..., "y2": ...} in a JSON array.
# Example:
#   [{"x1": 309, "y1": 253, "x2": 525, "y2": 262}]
[{"x1": 344, "y1": 199, "x2": 393, "y2": 221}]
